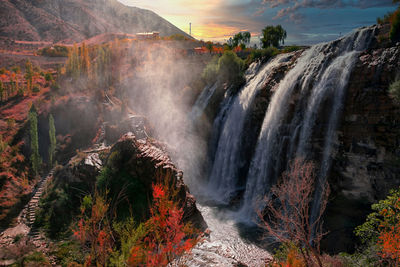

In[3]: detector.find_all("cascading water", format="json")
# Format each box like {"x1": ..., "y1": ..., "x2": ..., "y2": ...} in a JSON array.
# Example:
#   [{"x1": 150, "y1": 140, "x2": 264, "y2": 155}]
[
  {"x1": 239, "y1": 26, "x2": 375, "y2": 221},
  {"x1": 207, "y1": 54, "x2": 293, "y2": 203},
  {"x1": 189, "y1": 82, "x2": 219, "y2": 121},
  {"x1": 183, "y1": 26, "x2": 375, "y2": 266}
]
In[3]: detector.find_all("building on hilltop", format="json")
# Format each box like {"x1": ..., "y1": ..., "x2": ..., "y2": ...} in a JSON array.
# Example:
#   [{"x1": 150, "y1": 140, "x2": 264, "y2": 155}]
[{"x1": 136, "y1": 32, "x2": 160, "y2": 40}]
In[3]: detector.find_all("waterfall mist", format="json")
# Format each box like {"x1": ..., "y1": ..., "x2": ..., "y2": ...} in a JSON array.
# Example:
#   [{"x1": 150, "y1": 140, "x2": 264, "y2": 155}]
[{"x1": 121, "y1": 41, "x2": 208, "y2": 189}]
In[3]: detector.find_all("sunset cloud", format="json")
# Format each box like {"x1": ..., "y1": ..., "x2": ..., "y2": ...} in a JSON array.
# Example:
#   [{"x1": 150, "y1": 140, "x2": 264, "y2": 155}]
[
  {"x1": 118, "y1": 0, "x2": 397, "y2": 45},
  {"x1": 260, "y1": 0, "x2": 395, "y2": 20}
]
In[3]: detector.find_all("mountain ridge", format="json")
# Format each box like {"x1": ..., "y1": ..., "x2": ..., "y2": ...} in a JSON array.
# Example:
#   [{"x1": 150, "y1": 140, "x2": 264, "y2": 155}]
[{"x1": 0, "y1": 0, "x2": 191, "y2": 43}]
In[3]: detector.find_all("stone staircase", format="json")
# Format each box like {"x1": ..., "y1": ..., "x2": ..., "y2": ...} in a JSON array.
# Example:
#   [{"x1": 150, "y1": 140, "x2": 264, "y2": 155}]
[
  {"x1": 18, "y1": 170, "x2": 54, "y2": 229},
  {"x1": 27, "y1": 170, "x2": 54, "y2": 243}
]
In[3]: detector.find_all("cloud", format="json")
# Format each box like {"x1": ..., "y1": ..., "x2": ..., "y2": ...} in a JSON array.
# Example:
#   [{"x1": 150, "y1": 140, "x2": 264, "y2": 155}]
[
  {"x1": 260, "y1": 0, "x2": 395, "y2": 21},
  {"x1": 119, "y1": 0, "x2": 396, "y2": 44}
]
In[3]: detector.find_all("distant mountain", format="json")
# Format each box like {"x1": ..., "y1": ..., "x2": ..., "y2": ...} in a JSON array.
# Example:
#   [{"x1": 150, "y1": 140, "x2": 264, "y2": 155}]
[{"x1": 0, "y1": 0, "x2": 191, "y2": 43}]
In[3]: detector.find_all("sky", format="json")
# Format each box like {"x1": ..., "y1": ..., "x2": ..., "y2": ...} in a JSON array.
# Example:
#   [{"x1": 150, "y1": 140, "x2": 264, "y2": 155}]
[{"x1": 117, "y1": 0, "x2": 398, "y2": 45}]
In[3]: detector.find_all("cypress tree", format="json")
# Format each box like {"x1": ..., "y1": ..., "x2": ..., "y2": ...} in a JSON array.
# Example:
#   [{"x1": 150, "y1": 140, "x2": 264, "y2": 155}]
[
  {"x1": 48, "y1": 114, "x2": 56, "y2": 168},
  {"x1": 29, "y1": 106, "x2": 41, "y2": 175},
  {"x1": 25, "y1": 60, "x2": 33, "y2": 92},
  {"x1": 0, "y1": 80, "x2": 3, "y2": 101},
  {"x1": 81, "y1": 42, "x2": 91, "y2": 76}
]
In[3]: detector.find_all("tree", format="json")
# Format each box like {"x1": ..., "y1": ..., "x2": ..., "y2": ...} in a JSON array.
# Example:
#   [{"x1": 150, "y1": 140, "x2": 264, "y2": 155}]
[
  {"x1": 355, "y1": 188, "x2": 400, "y2": 266},
  {"x1": 29, "y1": 106, "x2": 41, "y2": 176},
  {"x1": 378, "y1": 200, "x2": 400, "y2": 266},
  {"x1": 0, "y1": 80, "x2": 3, "y2": 101},
  {"x1": 66, "y1": 44, "x2": 80, "y2": 78},
  {"x1": 80, "y1": 42, "x2": 91, "y2": 76},
  {"x1": 261, "y1": 25, "x2": 287, "y2": 48},
  {"x1": 217, "y1": 51, "x2": 245, "y2": 84},
  {"x1": 128, "y1": 182, "x2": 198, "y2": 266},
  {"x1": 25, "y1": 60, "x2": 33, "y2": 93},
  {"x1": 73, "y1": 192, "x2": 113, "y2": 266},
  {"x1": 240, "y1": 31, "x2": 251, "y2": 47},
  {"x1": 205, "y1": 42, "x2": 213, "y2": 54},
  {"x1": 258, "y1": 159, "x2": 330, "y2": 267},
  {"x1": 48, "y1": 114, "x2": 56, "y2": 168},
  {"x1": 390, "y1": 8, "x2": 400, "y2": 40},
  {"x1": 228, "y1": 32, "x2": 251, "y2": 49},
  {"x1": 389, "y1": 79, "x2": 400, "y2": 104}
]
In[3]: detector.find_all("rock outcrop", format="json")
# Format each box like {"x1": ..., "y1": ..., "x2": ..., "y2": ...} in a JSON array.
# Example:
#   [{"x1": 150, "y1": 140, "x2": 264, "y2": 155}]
[
  {"x1": 323, "y1": 25, "x2": 400, "y2": 252},
  {"x1": 105, "y1": 133, "x2": 206, "y2": 229}
]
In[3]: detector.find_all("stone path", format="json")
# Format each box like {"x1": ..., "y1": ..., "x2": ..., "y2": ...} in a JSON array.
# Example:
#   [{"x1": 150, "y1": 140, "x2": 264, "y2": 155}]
[
  {"x1": 19, "y1": 170, "x2": 54, "y2": 226},
  {"x1": 1, "y1": 169, "x2": 54, "y2": 247},
  {"x1": 0, "y1": 170, "x2": 55, "y2": 265}
]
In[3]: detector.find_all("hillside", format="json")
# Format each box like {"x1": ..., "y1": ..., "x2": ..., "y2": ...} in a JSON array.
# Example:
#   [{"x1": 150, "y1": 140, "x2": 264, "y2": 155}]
[{"x1": 0, "y1": 0, "x2": 190, "y2": 43}]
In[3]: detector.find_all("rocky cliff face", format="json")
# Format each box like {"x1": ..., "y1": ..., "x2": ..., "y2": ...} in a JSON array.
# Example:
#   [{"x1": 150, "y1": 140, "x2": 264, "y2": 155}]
[
  {"x1": 197, "y1": 24, "x2": 399, "y2": 253},
  {"x1": 324, "y1": 25, "x2": 400, "y2": 252},
  {"x1": 36, "y1": 128, "x2": 206, "y2": 238},
  {"x1": 105, "y1": 133, "x2": 206, "y2": 229}
]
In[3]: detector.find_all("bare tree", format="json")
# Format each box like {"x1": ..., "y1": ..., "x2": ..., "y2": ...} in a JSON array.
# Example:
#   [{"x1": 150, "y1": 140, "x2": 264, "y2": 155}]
[{"x1": 257, "y1": 158, "x2": 330, "y2": 267}]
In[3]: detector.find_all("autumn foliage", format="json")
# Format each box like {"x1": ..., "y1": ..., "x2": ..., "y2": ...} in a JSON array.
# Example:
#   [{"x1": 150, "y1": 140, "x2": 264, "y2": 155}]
[
  {"x1": 378, "y1": 197, "x2": 400, "y2": 265},
  {"x1": 128, "y1": 182, "x2": 198, "y2": 266},
  {"x1": 72, "y1": 180, "x2": 199, "y2": 266},
  {"x1": 73, "y1": 192, "x2": 113, "y2": 266},
  {"x1": 258, "y1": 159, "x2": 330, "y2": 267}
]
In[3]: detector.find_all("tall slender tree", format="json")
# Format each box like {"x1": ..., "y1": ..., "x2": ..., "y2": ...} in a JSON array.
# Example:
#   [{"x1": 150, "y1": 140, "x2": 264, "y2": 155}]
[
  {"x1": 48, "y1": 114, "x2": 56, "y2": 168},
  {"x1": 29, "y1": 106, "x2": 41, "y2": 175},
  {"x1": 25, "y1": 60, "x2": 33, "y2": 93},
  {"x1": 0, "y1": 80, "x2": 3, "y2": 102},
  {"x1": 80, "y1": 42, "x2": 91, "y2": 76}
]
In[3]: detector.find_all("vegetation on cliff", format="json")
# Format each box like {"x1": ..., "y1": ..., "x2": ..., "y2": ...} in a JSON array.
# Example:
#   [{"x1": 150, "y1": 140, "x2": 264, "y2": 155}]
[
  {"x1": 202, "y1": 51, "x2": 245, "y2": 87},
  {"x1": 389, "y1": 79, "x2": 400, "y2": 104},
  {"x1": 36, "y1": 136, "x2": 201, "y2": 266}
]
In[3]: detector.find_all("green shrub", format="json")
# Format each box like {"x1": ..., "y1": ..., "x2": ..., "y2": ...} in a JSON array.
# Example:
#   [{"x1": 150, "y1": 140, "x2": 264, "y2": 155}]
[
  {"x1": 246, "y1": 47, "x2": 279, "y2": 65},
  {"x1": 201, "y1": 51, "x2": 245, "y2": 87},
  {"x1": 53, "y1": 240, "x2": 85, "y2": 266},
  {"x1": 355, "y1": 188, "x2": 400, "y2": 245},
  {"x1": 282, "y1": 45, "x2": 302, "y2": 53},
  {"x1": 13, "y1": 233, "x2": 23, "y2": 243},
  {"x1": 39, "y1": 45, "x2": 69, "y2": 57},
  {"x1": 32, "y1": 84, "x2": 40, "y2": 93},
  {"x1": 35, "y1": 175, "x2": 92, "y2": 239},
  {"x1": 389, "y1": 79, "x2": 400, "y2": 104},
  {"x1": 217, "y1": 51, "x2": 245, "y2": 85},
  {"x1": 45, "y1": 72, "x2": 53, "y2": 82},
  {"x1": 390, "y1": 10, "x2": 400, "y2": 41},
  {"x1": 202, "y1": 56, "x2": 219, "y2": 84},
  {"x1": 11, "y1": 66, "x2": 21, "y2": 74},
  {"x1": 97, "y1": 151, "x2": 149, "y2": 222},
  {"x1": 110, "y1": 218, "x2": 147, "y2": 265},
  {"x1": 348, "y1": 187, "x2": 400, "y2": 266},
  {"x1": 0, "y1": 68, "x2": 6, "y2": 74},
  {"x1": 23, "y1": 251, "x2": 49, "y2": 265},
  {"x1": 377, "y1": 11, "x2": 394, "y2": 24}
]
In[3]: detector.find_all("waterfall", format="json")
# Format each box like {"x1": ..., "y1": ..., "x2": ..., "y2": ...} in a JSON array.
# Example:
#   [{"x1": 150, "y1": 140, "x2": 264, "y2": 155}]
[
  {"x1": 238, "y1": 27, "x2": 375, "y2": 221},
  {"x1": 189, "y1": 82, "x2": 218, "y2": 121},
  {"x1": 206, "y1": 54, "x2": 293, "y2": 203}
]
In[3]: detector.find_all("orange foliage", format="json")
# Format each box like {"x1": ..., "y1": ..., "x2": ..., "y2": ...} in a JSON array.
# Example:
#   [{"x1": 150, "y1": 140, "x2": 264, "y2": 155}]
[
  {"x1": 128, "y1": 182, "x2": 199, "y2": 267},
  {"x1": 73, "y1": 192, "x2": 113, "y2": 266},
  {"x1": 212, "y1": 46, "x2": 224, "y2": 54},
  {"x1": 0, "y1": 142, "x2": 30, "y2": 221},
  {"x1": 269, "y1": 247, "x2": 306, "y2": 267},
  {"x1": 378, "y1": 197, "x2": 400, "y2": 265}
]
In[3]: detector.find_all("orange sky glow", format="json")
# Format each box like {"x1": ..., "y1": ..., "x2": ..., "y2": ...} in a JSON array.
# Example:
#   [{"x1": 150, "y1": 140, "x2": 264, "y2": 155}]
[{"x1": 117, "y1": 0, "x2": 397, "y2": 45}]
